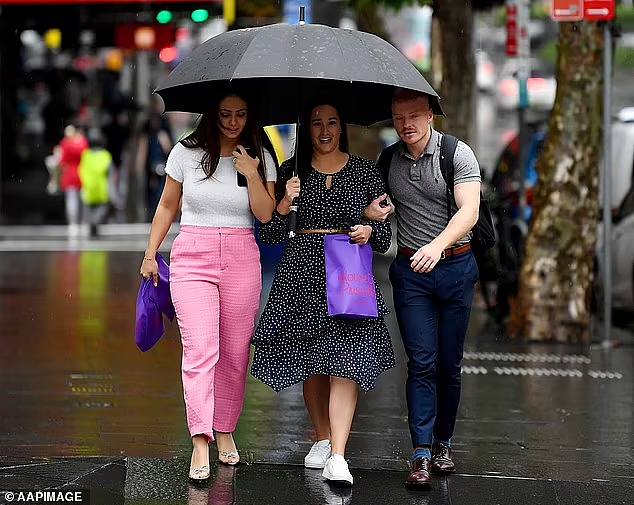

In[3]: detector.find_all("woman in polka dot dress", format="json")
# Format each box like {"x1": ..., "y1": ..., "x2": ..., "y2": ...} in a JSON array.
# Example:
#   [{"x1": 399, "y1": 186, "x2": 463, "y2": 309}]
[{"x1": 252, "y1": 100, "x2": 395, "y2": 486}]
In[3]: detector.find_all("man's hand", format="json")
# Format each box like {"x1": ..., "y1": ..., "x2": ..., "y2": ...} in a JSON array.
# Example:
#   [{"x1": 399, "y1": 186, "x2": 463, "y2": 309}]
[
  {"x1": 409, "y1": 242, "x2": 445, "y2": 273},
  {"x1": 364, "y1": 194, "x2": 394, "y2": 223}
]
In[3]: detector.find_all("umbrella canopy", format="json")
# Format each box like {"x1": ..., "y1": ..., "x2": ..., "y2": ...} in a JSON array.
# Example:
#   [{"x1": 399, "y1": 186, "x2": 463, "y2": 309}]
[{"x1": 155, "y1": 23, "x2": 443, "y2": 127}]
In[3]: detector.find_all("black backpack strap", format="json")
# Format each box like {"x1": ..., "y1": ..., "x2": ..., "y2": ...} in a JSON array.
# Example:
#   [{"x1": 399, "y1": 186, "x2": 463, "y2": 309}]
[
  {"x1": 376, "y1": 142, "x2": 400, "y2": 195},
  {"x1": 439, "y1": 133, "x2": 459, "y2": 225}
]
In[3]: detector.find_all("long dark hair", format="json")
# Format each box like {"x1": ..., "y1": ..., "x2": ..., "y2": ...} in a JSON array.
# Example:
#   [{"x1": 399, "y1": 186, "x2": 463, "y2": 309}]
[
  {"x1": 277, "y1": 99, "x2": 349, "y2": 202},
  {"x1": 181, "y1": 91, "x2": 277, "y2": 184}
]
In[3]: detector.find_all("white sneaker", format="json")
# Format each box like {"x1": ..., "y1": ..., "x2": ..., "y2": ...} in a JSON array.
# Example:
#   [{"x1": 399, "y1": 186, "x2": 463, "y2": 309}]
[
  {"x1": 304, "y1": 440, "x2": 331, "y2": 469},
  {"x1": 322, "y1": 454, "x2": 353, "y2": 485}
]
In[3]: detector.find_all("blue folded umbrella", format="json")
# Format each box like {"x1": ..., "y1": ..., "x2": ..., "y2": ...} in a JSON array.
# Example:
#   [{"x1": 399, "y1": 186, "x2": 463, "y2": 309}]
[{"x1": 135, "y1": 252, "x2": 176, "y2": 352}]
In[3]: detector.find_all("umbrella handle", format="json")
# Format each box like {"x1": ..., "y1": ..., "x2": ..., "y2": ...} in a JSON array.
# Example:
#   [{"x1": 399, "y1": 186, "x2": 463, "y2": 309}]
[{"x1": 288, "y1": 201, "x2": 298, "y2": 238}]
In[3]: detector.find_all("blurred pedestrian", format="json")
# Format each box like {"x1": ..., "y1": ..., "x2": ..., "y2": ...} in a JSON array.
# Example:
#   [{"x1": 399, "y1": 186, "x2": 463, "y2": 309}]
[
  {"x1": 251, "y1": 99, "x2": 394, "y2": 487},
  {"x1": 136, "y1": 98, "x2": 173, "y2": 221},
  {"x1": 365, "y1": 88, "x2": 481, "y2": 488},
  {"x1": 103, "y1": 104, "x2": 133, "y2": 222},
  {"x1": 58, "y1": 124, "x2": 89, "y2": 236},
  {"x1": 78, "y1": 128, "x2": 113, "y2": 238},
  {"x1": 139, "y1": 90, "x2": 278, "y2": 483}
]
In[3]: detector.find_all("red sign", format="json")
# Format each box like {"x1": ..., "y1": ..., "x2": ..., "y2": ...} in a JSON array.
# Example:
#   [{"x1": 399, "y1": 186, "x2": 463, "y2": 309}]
[
  {"x1": 0, "y1": 0, "x2": 218, "y2": 4},
  {"x1": 584, "y1": 0, "x2": 615, "y2": 20},
  {"x1": 550, "y1": 0, "x2": 584, "y2": 21},
  {"x1": 115, "y1": 25, "x2": 176, "y2": 51},
  {"x1": 506, "y1": 3, "x2": 518, "y2": 57}
]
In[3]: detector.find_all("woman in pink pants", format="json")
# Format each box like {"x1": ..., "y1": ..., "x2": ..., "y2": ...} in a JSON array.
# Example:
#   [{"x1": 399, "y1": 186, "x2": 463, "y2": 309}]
[{"x1": 139, "y1": 89, "x2": 278, "y2": 482}]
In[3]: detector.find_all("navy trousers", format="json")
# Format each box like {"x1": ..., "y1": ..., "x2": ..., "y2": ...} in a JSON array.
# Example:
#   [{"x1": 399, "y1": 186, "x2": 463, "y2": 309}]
[{"x1": 389, "y1": 250, "x2": 478, "y2": 447}]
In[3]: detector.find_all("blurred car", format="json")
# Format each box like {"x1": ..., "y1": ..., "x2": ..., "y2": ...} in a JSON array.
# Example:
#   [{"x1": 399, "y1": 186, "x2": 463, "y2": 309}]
[
  {"x1": 495, "y1": 59, "x2": 557, "y2": 112},
  {"x1": 596, "y1": 110, "x2": 634, "y2": 314},
  {"x1": 488, "y1": 109, "x2": 634, "y2": 319},
  {"x1": 475, "y1": 50, "x2": 495, "y2": 93},
  {"x1": 604, "y1": 187, "x2": 634, "y2": 312}
]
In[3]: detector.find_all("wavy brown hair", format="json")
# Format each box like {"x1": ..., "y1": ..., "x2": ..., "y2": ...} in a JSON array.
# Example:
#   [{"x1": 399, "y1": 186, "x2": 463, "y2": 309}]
[{"x1": 181, "y1": 91, "x2": 277, "y2": 183}]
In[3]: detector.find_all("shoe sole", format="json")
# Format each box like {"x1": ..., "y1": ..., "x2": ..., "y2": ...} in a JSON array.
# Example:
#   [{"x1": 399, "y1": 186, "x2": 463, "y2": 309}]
[
  {"x1": 404, "y1": 480, "x2": 431, "y2": 488},
  {"x1": 322, "y1": 470, "x2": 353, "y2": 485},
  {"x1": 189, "y1": 475, "x2": 209, "y2": 484},
  {"x1": 431, "y1": 467, "x2": 456, "y2": 475},
  {"x1": 430, "y1": 467, "x2": 456, "y2": 475},
  {"x1": 304, "y1": 461, "x2": 327, "y2": 469},
  {"x1": 218, "y1": 460, "x2": 239, "y2": 466},
  {"x1": 324, "y1": 477, "x2": 353, "y2": 486}
]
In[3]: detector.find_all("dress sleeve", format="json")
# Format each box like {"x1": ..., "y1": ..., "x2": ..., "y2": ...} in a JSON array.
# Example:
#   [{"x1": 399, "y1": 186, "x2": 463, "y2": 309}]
[
  {"x1": 364, "y1": 159, "x2": 392, "y2": 254},
  {"x1": 258, "y1": 159, "x2": 293, "y2": 245}
]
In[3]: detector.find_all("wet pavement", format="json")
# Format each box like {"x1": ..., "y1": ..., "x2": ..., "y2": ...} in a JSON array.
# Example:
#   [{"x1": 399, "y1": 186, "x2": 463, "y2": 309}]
[{"x1": 1, "y1": 226, "x2": 633, "y2": 504}]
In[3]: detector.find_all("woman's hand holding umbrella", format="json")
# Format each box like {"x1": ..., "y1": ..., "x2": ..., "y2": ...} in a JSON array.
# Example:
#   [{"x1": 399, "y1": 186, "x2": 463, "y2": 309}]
[
  {"x1": 285, "y1": 177, "x2": 301, "y2": 203},
  {"x1": 277, "y1": 176, "x2": 300, "y2": 214},
  {"x1": 275, "y1": 176, "x2": 300, "y2": 236}
]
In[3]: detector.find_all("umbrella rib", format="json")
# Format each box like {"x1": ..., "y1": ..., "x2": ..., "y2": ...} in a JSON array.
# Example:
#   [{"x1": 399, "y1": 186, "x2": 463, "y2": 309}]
[
  {"x1": 229, "y1": 29, "x2": 263, "y2": 80},
  {"x1": 351, "y1": 31, "x2": 395, "y2": 87},
  {"x1": 329, "y1": 25, "x2": 352, "y2": 83}
]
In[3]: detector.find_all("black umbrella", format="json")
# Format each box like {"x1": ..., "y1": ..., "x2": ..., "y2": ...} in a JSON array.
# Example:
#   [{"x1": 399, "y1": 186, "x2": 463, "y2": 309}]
[
  {"x1": 154, "y1": 21, "x2": 443, "y2": 126},
  {"x1": 156, "y1": 14, "x2": 443, "y2": 237}
]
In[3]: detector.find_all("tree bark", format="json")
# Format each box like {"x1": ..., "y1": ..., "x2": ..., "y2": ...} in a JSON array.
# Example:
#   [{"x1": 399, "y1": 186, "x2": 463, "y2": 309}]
[
  {"x1": 434, "y1": 0, "x2": 475, "y2": 144},
  {"x1": 508, "y1": 22, "x2": 604, "y2": 343}
]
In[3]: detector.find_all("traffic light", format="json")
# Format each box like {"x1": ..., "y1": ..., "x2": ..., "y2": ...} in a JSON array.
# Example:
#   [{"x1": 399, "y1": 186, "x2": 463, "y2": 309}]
[
  {"x1": 159, "y1": 46, "x2": 179, "y2": 63},
  {"x1": 191, "y1": 9, "x2": 209, "y2": 23},
  {"x1": 156, "y1": 10, "x2": 173, "y2": 24}
]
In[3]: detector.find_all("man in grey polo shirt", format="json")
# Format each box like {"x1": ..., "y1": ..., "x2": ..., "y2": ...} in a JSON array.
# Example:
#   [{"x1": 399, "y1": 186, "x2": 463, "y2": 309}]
[{"x1": 365, "y1": 88, "x2": 480, "y2": 488}]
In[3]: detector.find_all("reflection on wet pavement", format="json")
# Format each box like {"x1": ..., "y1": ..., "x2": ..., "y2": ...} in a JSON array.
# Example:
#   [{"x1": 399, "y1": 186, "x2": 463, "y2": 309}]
[{"x1": 1, "y1": 249, "x2": 633, "y2": 504}]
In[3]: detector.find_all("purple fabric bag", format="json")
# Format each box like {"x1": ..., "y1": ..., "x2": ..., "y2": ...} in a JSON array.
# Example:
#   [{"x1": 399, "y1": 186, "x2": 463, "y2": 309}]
[
  {"x1": 135, "y1": 252, "x2": 175, "y2": 352},
  {"x1": 324, "y1": 234, "x2": 379, "y2": 319}
]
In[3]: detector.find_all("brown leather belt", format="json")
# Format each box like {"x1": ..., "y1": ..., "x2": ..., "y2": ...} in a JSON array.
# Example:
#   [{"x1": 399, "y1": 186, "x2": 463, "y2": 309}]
[
  {"x1": 296, "y1": 229, "x2": 349, "y2": 234},
  {"x1": 399, "y1": 242, "x2": 471, "y2": 260}
]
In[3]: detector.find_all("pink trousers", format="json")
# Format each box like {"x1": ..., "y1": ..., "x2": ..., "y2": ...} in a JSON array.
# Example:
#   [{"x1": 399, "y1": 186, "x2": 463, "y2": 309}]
[{"x1": 169, "y1": 226, "x2": 262, "y2": 440}]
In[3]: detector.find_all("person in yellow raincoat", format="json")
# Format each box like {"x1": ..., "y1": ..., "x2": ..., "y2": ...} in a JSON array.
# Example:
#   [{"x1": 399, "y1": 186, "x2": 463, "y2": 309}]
[{"x1": 79, "y1": 128, "x2": 113, "y2": 237}]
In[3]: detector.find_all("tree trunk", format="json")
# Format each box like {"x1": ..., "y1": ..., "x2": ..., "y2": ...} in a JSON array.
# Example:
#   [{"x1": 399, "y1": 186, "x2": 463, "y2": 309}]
[
  {"x1": 355, "y1": 3, "x2": 390, "y2": 40},
  {"x1": 434, "y1": 0, "x2": 474, "y2": 144},
  {"x1": 508, "y1": 22, "x2": 604, "y2": 343}
]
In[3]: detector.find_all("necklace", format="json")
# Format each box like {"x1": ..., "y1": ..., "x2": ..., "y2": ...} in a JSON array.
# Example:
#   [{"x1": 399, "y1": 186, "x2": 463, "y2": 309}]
[{"x1": 326, "y1": 175, "x2": 333, "y2": 190}]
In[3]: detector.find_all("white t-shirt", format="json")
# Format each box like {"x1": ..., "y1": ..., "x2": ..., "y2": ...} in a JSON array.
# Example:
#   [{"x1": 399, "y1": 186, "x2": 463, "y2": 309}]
[{"x1": 165, "y1": 142, "x2": 277, "y2": 228}]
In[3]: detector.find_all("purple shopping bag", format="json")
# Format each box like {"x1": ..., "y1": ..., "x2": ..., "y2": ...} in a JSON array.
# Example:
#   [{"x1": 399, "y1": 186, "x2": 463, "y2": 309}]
[
  {"x1": 324, "y1": 234, "x2": 378, "y2": 319},
  {"x1": 135, "y1": 252, "x2": 175, "y2": 352}
]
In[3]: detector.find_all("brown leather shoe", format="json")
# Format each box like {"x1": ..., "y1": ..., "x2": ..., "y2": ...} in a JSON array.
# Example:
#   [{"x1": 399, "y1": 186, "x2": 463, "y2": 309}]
[
  {"x1": 431, "y1": 443, "x2": 455, "y2": 474},
  {"x1": 405, "y1": 457, "x2": 431, "y2": 487}
]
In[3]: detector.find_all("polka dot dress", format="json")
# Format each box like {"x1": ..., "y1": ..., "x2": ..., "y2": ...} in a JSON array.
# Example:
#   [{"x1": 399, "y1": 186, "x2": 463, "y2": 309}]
[{"x1": 251, "y1": 155, "x2": 396, "y2": 392}]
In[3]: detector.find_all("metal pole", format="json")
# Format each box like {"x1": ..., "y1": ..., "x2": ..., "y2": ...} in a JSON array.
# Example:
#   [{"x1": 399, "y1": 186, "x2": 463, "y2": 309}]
[
  {"x1": 602, "y1": 22, "x2": 613, "y2": 348},
  {"x1": 516, "y1": 0, "x2": 530, "y2": 231},
  {"x1": 288, "y1": 5, "x2": 304, "y2": 238},
  {"x1": 517, "y1": 82, "x2": 528, "y2": 228}
]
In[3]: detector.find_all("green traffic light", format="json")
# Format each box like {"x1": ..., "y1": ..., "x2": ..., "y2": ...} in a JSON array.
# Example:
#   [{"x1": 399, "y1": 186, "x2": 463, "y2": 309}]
[
  {"x1": 191, "y1": 9, "x2": 209, "y2": 23},
  {"x1": 156, "y1": 10, "x2": 173, "y2": 24}
]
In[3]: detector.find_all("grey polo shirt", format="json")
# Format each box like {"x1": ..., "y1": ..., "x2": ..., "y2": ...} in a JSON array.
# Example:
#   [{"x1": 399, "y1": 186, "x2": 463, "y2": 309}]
[{"x1": 387, "y1": 128, "x2": 481, "y2": 250}]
